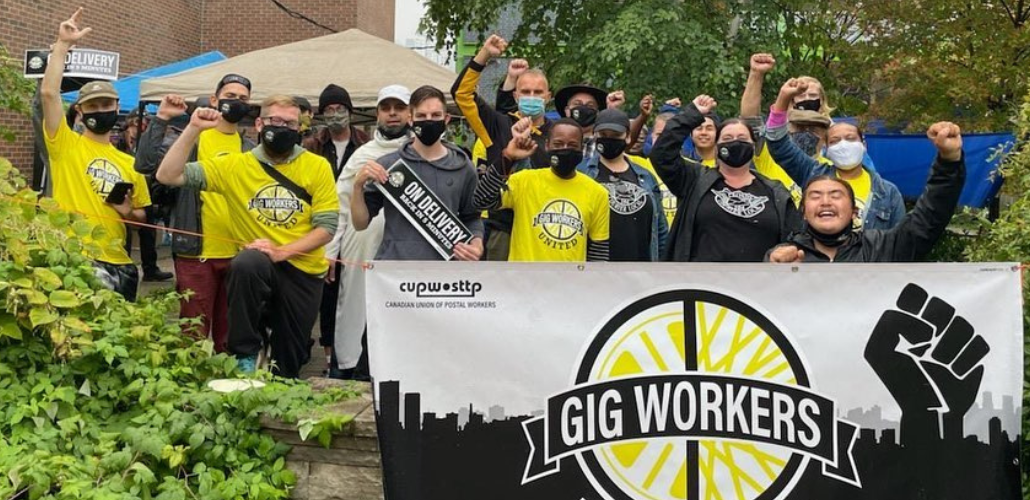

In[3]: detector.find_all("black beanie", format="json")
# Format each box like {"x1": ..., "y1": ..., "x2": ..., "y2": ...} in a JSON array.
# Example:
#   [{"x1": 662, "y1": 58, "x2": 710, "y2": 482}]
[{"x1": 318, "y1": 84, "x2": 353, "y2": 115}]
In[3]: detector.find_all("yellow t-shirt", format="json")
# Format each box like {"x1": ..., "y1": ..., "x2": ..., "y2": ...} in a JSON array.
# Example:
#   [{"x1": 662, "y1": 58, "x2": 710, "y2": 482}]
[
  {"x1": 196, "y1": 150, "x2": 339, "y2": 275},
  {"x1": 628, "y1": 155, "x2": 676, "y2": 226},
  {"x1": 701, "y1": 146, "x2": 803, "y2": 206},
  {"x1": 501, "y1": 169, "x2": 610, "y2": 262},
  {"x1": 193, "y1": 129, "x2": 243, "y2": 259},
  {"x1": 840, "y1": 167, "x2": 872, "y2": 229},
  {"x1": 44, "y1": 119, "x2": 151, "y2": 265}
]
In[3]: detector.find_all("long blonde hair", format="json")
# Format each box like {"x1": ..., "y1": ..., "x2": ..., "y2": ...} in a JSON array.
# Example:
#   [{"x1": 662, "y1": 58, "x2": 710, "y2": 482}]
[{"x1": 797, "y1": 76, "x2": 835, "y2": 116}]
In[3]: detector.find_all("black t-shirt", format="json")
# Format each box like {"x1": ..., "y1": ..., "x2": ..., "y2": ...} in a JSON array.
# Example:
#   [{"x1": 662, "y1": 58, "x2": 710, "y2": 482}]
[
  {"x1": 690, "y1": 178, "x2": 780, "y2": 262},
  {"x1": 598, "y1": 163, "x2": 653, "y2": 261}
]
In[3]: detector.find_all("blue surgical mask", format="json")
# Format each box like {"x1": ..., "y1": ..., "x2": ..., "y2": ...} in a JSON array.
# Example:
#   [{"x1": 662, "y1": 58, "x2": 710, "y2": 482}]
[{"x1": 518, "y1": 96, "x2": 545, "y2": 118}]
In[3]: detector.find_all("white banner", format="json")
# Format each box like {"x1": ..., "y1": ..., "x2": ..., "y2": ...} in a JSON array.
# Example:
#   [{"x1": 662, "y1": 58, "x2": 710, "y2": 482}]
[{"x1": 367, "y1": 263, "x2": 1023, "y2": 500}]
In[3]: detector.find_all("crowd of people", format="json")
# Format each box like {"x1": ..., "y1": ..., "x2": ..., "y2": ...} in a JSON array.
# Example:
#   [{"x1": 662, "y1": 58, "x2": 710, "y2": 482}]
[{"x1": 39, "y1": 10, "x2": 966, "y2": 378}]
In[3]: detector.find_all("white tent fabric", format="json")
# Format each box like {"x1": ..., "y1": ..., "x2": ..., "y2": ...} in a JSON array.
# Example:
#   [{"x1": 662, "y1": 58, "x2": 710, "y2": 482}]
[{"x1": 139, "y1": 29, "x2": 457, "y2": 108}]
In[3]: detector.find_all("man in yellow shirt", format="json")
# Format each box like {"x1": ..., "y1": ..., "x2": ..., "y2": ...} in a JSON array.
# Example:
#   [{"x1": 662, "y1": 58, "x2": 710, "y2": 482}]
[
  {"x1": 135, "y1": 75, "x2": 255, "y2": 354},
  {"x1": 473, "y1": 118, "x2": 610, "y2": 262},
  {"x1": 157, "y1": 95, "x2": 339, "y2": 378},
  {"x1": 41, "y1": 9, "x2": 150, "y2": 301}
]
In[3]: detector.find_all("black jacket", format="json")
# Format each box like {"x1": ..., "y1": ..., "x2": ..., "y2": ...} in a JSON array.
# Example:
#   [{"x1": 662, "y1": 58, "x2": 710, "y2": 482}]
[
  {"x1": 651, "y1": 104, "x2": 802, "y2": 261},
  {"x1": 769, "y1": 155, "x2": 966, "y2": 262},
  {"x1": 135, "y1": 117, "x2": 255, "y2": 256}
]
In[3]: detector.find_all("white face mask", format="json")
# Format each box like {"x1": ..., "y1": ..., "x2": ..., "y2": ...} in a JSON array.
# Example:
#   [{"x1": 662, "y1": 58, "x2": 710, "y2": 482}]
[{"x1": 826, "y1": 139, "x2": 865, "y2": 170}]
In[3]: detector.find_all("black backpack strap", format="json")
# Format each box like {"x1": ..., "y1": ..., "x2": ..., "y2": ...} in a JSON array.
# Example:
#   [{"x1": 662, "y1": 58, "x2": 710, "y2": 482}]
[{"x1": 257, "y1": 160, "x2": 312, "y2": 206}]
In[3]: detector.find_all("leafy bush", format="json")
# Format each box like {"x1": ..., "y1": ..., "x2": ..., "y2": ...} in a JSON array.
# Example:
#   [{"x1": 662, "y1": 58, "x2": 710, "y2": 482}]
[{"x1": 0, "y1": 157, "x2": 356, "y2": 499}]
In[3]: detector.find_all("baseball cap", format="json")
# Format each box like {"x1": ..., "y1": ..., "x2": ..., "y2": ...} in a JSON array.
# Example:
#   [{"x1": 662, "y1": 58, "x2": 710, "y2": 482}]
[
  {"x1": 788, "y1": 109, "x2": 832, "y2": 128},
  {"x1": 293, "y1": 96, "x2": 313, "y2": 113},
  {"x1": 593, "y1": 109, "x2": 630, "y2": 134},
  {"x1": 215, "y1": 73, "x2": 252, "y2": 94},
  {"x1": 377, "y1": 85, "x2": 411, "y2": 106},
  {"x1": 76, "y1": 81, "x2": 118, "y2": 105}
]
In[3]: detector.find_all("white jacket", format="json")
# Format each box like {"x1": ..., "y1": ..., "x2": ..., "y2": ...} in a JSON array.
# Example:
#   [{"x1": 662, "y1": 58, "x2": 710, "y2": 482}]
[{"x1": 327, "y1": 129, "x2": 412, "y2": 369}]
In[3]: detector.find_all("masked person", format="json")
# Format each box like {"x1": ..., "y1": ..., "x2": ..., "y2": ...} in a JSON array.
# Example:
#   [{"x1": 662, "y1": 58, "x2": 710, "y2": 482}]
[
  {"x1": 156, "y1": 95, "x2": 339, "y2": 379},
  {"x1": 320, "y1": 85, "x2": 412, "y2": 380},
  {"x1": 768, "y1": 122, "x2": 965, "y2": 262},
  {"x1": 473, "y1": 117, "x2": 610, "y2": 262},
  {"x1": 352, "y1": 86, "x2": 484, "y2": 261},
  {"x1": 40, "y1": 8, "x2": 150, "y2": 301},
  {"x1": 554, "y1": 83, "x2": 609, "y2": 161},
  {"x1": 765, "y1": 79, "x2": 906, "y2": 230},
  {"x1": 451, "y1": 35, "x2": 554, "y2": 261},
  {"x1": 652, "y1": 95, "x2": 801, "y2": 262},
  {"x1": 577, "y1": 109, "x2": 667, "y2": 262},
  {"x1": 135, "y1": 74, "x2": 256, "y2": 353}
]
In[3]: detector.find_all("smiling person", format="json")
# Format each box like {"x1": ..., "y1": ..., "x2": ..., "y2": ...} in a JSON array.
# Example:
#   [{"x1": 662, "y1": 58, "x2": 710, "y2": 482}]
[
  {"x1": 651, "y1": 95, "x2": 801, "y2": 262},
  {"x1": 767, "y1": 122, "x2": 965, "y2": 263},
  {"x1": 41, "y1": 8, "x2": 150, "y2": 301},
  {"x1": 156, "y1": 95, "x2": 339, "y2": 378}
]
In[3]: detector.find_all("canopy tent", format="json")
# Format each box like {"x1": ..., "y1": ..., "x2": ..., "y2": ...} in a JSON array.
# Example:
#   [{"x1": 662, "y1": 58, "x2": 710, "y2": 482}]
[
  {"x1": 139, "y1": 29, "x2": 457, "y2": 108},
  {"x1": 62, "y1": 51, "x2": 227, "y2": 113}
]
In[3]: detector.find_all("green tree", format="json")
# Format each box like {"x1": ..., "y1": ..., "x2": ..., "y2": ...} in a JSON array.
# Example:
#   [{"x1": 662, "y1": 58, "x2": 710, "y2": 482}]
[{"x1": 0, "y1": 44, "x2": 36, "y2": 141}]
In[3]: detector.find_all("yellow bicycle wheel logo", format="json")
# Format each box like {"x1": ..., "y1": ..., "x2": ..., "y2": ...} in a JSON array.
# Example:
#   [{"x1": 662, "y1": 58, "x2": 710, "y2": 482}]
[{"x1": 575, "y1": 290, "x2": 810, "y2": 500}]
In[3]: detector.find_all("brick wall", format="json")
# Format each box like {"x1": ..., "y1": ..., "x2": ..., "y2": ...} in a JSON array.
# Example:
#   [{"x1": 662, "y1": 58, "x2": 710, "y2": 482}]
[{"x1": 0, "y1": 0, "x2": 395, "y2": 178}]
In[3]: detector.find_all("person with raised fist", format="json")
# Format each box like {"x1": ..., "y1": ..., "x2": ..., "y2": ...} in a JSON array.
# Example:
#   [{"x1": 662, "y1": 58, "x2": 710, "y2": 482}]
[
  {"x1": 40, "y1": 8, "x2": 150, "y2": 301},
  {"x1": 156, "y1": 95, "x2": 339, "y2": 378},
  {"x1": 451, "y1": 35, "x2": 554, "y2": 261},
  {"x1": 136, "y1": 73, "x2": 257, "y2": 353},
  {"x1": 767, "y1": 121, "x2": 965, "y2": 262},
  {"x1": 652, "y1": 95, "x2": 801, "y2": 262},
  {"x1": 765, "y1": 77, "x2": 906, "y2": 231}
]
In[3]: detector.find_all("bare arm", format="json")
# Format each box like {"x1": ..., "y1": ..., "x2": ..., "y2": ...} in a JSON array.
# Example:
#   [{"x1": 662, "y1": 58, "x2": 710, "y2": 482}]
[
  {"x1": 42, "y1": 9, "x2": 93, "y2": 138},
  {"x1": 740, "y1": 53, "x2": 775, "y2": 118}
]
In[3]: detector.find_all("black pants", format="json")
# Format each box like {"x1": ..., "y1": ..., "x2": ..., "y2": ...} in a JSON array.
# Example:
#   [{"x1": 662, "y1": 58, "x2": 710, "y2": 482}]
[
  {"x1": 124, "y1": 206, "x2": 159, "y2": 273},
  {"x1": 318, "y1": 264, "x2": 342, "y2": 347},
  {"x1": 92, "y1": 261, "x2": 140, "y2": 302},
  {"x1": 226, "y1": 249, "x2": 322, "y2": 378}
]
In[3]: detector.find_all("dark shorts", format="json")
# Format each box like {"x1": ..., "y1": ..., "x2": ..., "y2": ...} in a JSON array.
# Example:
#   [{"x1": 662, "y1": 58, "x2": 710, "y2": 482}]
[{"x1": 93, "y1": 261, "x2": 140, "y2": 302}]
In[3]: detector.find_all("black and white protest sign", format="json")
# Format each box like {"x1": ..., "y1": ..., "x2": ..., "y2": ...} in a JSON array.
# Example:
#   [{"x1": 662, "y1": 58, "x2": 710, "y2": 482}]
[
  {"x1": 24, "y1": 48, "x2": 120, "y2": 80},
  {"x1": 375, "y1": 159, "x2": 473, "y2": 260}
]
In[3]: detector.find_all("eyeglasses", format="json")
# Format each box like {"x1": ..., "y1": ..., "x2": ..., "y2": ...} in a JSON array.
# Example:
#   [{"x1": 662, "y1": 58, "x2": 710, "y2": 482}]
[{"x1": 260, "y1": 116, "x2": 300, "y2": 130}]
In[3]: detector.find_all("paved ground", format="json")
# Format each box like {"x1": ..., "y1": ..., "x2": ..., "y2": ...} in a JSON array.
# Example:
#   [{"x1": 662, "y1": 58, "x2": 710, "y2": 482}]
[{"x1": 134, "y1": 240, "x2": 329, "y2": 379}]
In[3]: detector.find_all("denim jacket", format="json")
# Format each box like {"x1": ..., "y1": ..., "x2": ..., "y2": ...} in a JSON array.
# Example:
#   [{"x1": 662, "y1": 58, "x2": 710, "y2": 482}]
[
  {"x1": 765, "y1": 123, "x2": 906, "y2": 230},
  {"x1": 578, "y1": 156, "x2": 669, "y2": 261}
]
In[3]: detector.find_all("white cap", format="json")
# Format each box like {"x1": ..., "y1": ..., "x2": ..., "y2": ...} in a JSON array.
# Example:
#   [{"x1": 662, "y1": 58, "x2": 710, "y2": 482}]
[{"x1": 377, "y1": 85, "x2": 411, "y2": 106}]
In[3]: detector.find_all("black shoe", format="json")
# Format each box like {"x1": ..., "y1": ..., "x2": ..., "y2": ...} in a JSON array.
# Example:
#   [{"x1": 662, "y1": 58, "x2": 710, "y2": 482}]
[{"x1": 142, "y1": 269, "x2": 173, "y2": 282}]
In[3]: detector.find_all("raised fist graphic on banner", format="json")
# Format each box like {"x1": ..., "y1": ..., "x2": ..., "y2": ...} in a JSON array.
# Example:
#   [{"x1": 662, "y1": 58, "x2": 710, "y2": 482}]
[{"x1": 864, "y1": 284, "x2": 990, "y2": 445}]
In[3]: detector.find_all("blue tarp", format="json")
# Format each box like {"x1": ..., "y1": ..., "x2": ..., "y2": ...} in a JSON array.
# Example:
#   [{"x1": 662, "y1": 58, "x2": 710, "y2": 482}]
[
  {"x1": 865, "y1": 133, "x2": 1013, "y2": 208},
  {"x1": 61, "y1": 51, "x2": 227, "y2": 113}
]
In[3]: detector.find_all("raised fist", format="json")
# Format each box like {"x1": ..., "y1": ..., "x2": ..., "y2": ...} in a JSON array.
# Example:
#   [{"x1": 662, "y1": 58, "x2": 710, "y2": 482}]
[
  {"x1": 691, "y1": 95, "x2": 717, "y2": 115},
  {"x1": 750, "y1": 53, "x2": 776, "y2": 74},
  {"x1": 508, "y1": 58, "x2": 529, "y2": 79},
  {"x1": 865, "y1": 284, "x2": 989, "y2": 442},
  {"x1": 926, "y1": 121, "x2": 963, "y2": 162},
  {"x1": 607, "y1": 90, "x2": 626, "y2": 110},
  {"x1": 504, "y1": 117, "x2": 537, "y2": 161},
  {"x1": 57, "y1": 8, "x2": 93, "y2": 45},
  {"x1": 639, "y1": 94, "x2": 654, "y2": 116},
  {"x1": 189, "y1": 107, "x2": 221, "y2": 131},
  {"x1": 157, "y1": 94, "x2": 188, "y2": 121},
  {"x1": 481, "y1": 34, "x2": 508, "y2": 58},
  {"x1": 664, "y1": 97, "x2": 682, "y2": 108},
  {"x1": 778, "y1": 78, "x2": 810, "y2": 101}
]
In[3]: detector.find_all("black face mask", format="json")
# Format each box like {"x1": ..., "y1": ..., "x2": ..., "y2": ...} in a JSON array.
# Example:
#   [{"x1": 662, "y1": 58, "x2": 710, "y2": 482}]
[
  {"x1": 790, "y1": 131, "x2": 821, "y2": 157},
  {"x1": 569, "y1": 106, "x2": 598, "y2": 127},
  {"x1": 378, "y1": 123, "x2": 410, "y2": 141},
  {"x1": 794, "y1": 99, "x2": 821, "y2": 112},
  {"x1": 717, "y1": 140, "x2": 754, "y2": 168},
  {"x1": 412, "y1": 119, "x2": 446, "y2": 146},
  {"x1": 548, "y1": 148, "x2": 583, "y2": 177},
  {"x1": 806, "y1": 221, "x2": 853, "y2": 247},
  {"x1": 260, "y1": 125, "x2": 300, "y2": 156},
  {"x1": 218, "y1": 99, "x2": 251, "y2": 124},
  {"x1": 82, "y1": 111, "x2": 118, "y2": 135},
  {"x1": 596, "y1": 137, "x2": 626, "y2": 160}
]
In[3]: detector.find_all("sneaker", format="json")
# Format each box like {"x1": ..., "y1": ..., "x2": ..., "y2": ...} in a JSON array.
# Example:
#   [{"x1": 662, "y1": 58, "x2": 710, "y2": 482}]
[
  {"x1": 142, "y1": 269, "x2": 173, "y2": 282},
  {"x1": 237, "y1": 355, "x2": 258, "y2": 374}
]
